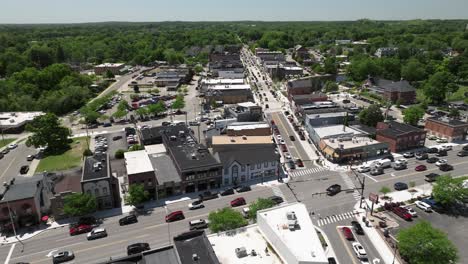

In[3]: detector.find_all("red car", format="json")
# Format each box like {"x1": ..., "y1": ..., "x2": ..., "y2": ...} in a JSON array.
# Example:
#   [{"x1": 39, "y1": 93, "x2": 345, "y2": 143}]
[
  {"x1": 295, "y1": 159, "x2": 304, "y2": 167},
  {"x1": 392, "y1": 207, "x2": 412, "y2": 221},
  {"x1": 280, "y1": 145, "x2": 288, "y2": 152},
  {"x1": 415, "y1": 165, "x2": 427, "y2": 171},
  {"x1": 230, "y1": 197, "x2": 246, "y2": 207},
  {"x1": 69, "y1": 224, "x2": 93, "y2": 236},
  {"x1": 165, "y1": 211, "x2": 185, "y2": 222},
  {"x1": 341, "y1": 227, "x2": 354, "y2": 240}
]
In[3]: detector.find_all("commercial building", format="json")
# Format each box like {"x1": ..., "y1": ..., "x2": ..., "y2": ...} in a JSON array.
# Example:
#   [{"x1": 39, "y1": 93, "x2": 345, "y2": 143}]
[
  {"x1": 255, "y1": 49, "x2": 285, "y2": 62},
  {"x1": 265, "y1": 63, "x2": 303, "y2": 80},
  {"x1": 200, "y1": 78, "x2": 244, "y2": 93},
  {"x1": 205, "y1": 84, "x2": 253, "y2": 105},
  {"x1": 49, "y1": 173, "x2": 82, "y2": 220},
  {"x1": 212, "y1": 135, "x2": 280, "y2": 186},
  {"x1": 0, "y1": 112, "x2": 44, "y2": 133},
  {"x1": 286, "y1": 75, "x2": 334, "y2": 101},
  {"x1": 226, "y1": 122, "x2": 271, "y2": 136},
  {"x1": 294, "y1": 45, "x2": 309, "y2": 60},
  {"x1": 124, "y1": 150, "x2": 157, "y2": 198},
  {"x1": 425, "y1": 117, "x2": 468, "y2": 142},
  {"x1": 305, "y1": 112, "x2": 353, "y2": 127},
  {"x1": 364, "y1": 77, "x2": 416, "y2": 105},
  {"x1": 94, "y1": 63, "x2": 125, "y2": 75},
  {"x1": 223, "y1": 102, "x2": 263, "y2": 122},
  {"x1": 139, "y1": 126, "x2": 166, "y2": 146},
  {"x1": 81, "y1": 153, "x2": 119, "y2": 210},
  {"x1": 376, "y1": 121, "x2": 426, "y2": 152},
  {"x1": 209, "y1": 51, "x2": 244, "y2": 78}
]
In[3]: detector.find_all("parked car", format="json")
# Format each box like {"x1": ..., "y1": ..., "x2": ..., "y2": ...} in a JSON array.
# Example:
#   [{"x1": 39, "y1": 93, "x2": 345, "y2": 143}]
[
  {"x1": 392, "y1": 206, "x2": 412, "y2": 221},
  {"x1": 86, "y1": 228, "x2": 107, "y2": 240},
  {"x1": 289, "y1": 135, "x2": 295, "y2": 141},
  {"x1": 236, "y1": 186, "x2": 251, "y2": 193},
  {"x1": 220, "y1": 188, "x2": 234, "y2": 196},
  {"x1": 268, "y1": 195, "x2": 284, "y2": 204},
  {"x1": 19, "y1": 165, "x2": 29, "y2": 174},
  {"x1": 231, "y1": 197, "x2": 246, "y2": 207},
  {"x1": 52, "y1": 250, "x2": 75, "y2": 264},
  {"x1": 188, "y1": 200, "x2": 205, "y2": 210},
  {"x1": 69, "y1": 224, "x2": 93, "y2": 236},
  {"x1": 370, "y1": 167, "x2": 384, "y2": 176},
  {"x1": 295, "y1": 158, "x2": 304, "y2": 167},
  {"x1": 436, "y1": 138, "x2": 448, "y2": 143},
  {"x1": 284, "y1": 152, "x2": 292, "y2": 159},
  {"x1": 427, "y1": 147, "x2": 439, "y2": 154},
  {"x1": 352, "y1": 242, "x2": 367, "y2": 259},
  {"x1": 435, "y1": 159, "x2": 447, "y2": 166},
  {"x1": 463, "y1": 145, "x2": 468, "y2": 151},
  {"x1": 112, "y1": 135, "x2": 122, "y2": 141},
  {"x1": 415, "y1": 165, "x2": 427, "y2": 171},
  {"x1": 415, "y1": 152, "x2": 428, "y2": 160},
  {"x1": 436, "y1": 150, "x2": 447, "y2": 157},
  {"x1": 439, "y1": 164, "x2": 454, "y2": 171},
  {"x1": 404, "y1": 206, "x2": 417, "y2": 217},
  {"x1": 403, "y1": 152, "x2": 414, "y2": 158},
  {"x1": 165, "y1": 211, "x2": 185, "y2": 222},
  {"x1": 357, "y1": 165, "x2": 370, "y2": 173},
  {"x1": 425, "y1": 173, "x2": 440, "y2": 182},
  {"x1": 189, "y1": 219, "x2": 209, "y2": 230},
  {"x1": 286, "y1": 160, "x2": 296, "y2": 169},
  {"x1": 328, "y1": 257, "x2": 337, "y2": 264},
  {"x1": 119, "y1": 215, "x2": 138, "y2": 226},
  {"x1": 26, "y1": 155, "x2": 35, "y2": 161},
  {"x1": 351, "y1": 220, "x2": 364, "y2": 235},
  {"x1": 127, "y1": 243, "x2": 150, "y2": 255},
  {"x1": 1, "y1": 148, "x2": 9, "y2": 154},
  {"x1": 326, "y1": 184, "x2": 341, "y2": 196},
  {"x1": 415, "y1": 201, "x2": 432, "y2": 212},
  {"x1": 426, "y1": 157, "x2": 439, "y2": 163},
  {"x1": 199, "y1": 191, "x2": 219, "y2": 201},
  {"x1": 394, "y1": 182, "x2": 408, "y2": 191},
  {"x1": 341, "y1": 227, "x2": 354, "y2": 240},
  {"x1": 457, "y1": 150, "x2": 468, "y2": 157},
  {"x1": 8, "y1": 143, "x2": 18, "y2": 149}
]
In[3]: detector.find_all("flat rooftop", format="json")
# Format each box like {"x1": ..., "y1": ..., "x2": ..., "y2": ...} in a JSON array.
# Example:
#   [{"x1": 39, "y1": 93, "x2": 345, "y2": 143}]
[
  {"x1": 306, "y1": 111, "x2": 347, "y2": 119},
  {"x1": 324, "y1": 136, "x2": 383, "y2": 149},
  {"x1": 174, "y1": 231, "x2": 220, "y2": 264},
  {"x1": 202, "y1": 78, "x2": 244, "y2": 85},
  {"x1": 124, "y1": 150, "x2": 154, "y2": 175},
  {"x1": 82, "y1": 153, "x2": 110, "y2": 182},
  {"x1": 145, "y1": 144, "x2": 166, "y2": 155},
  {"x1": 212, "y1": 135, "x2": 272, "y2": 145},
  {"x1": 236, "y1": 102, "x2": 257, "y2": 108},
  {"x1": 0, "y1": 112, "x2": 44, "y2": 128},
  {"x1": 94, "y1": 245, "x2": 180, "y2": 264},
  {"x1": 150, "y1": 153, "x2": 181, "y2": 184},
  {"x1": 210, "y1": 84, "x2": 251, "y2": 90},
  {"x1": 227, "y1": 122, "x2": 270, "y2": 130},
  {"x1": 313, "y1": 125, "x2": 363, "y2": 139},
  {"x1": 257, "y1": 203, "x2": 328, "y2": 263},
  {"x1": 208, "y1": 225, "x2": 283, "y2": 264}
]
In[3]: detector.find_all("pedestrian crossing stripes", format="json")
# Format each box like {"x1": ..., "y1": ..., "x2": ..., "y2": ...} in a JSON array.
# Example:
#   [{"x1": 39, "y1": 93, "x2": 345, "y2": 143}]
[
  {"x1": 316, "y1": 211, "x2": 358, "y2": 227},
  {"x1": 339, "y1": 172, "x2": 361, "y2": 201},
  {"x1": 289, "y1": 167, "x2": 328, "y2": 178}
]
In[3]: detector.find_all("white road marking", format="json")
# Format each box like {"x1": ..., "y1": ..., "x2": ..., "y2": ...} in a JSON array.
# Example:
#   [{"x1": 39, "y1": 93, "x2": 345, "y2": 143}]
[
  {"x1": 5, "y1": 243, "x2": 16, "y2": 264},
  {"x1": 362, "y1": 173, "x2": 378, "y2": 182}
]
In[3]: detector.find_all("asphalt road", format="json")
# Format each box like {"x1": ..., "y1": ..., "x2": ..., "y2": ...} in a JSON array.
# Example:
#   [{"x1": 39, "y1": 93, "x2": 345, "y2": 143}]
[
  {"x1": 0, "y1": 143, "x2": 37, "y2": 184},
  {"x1": 1, "y1": 185, "x2": 275, "y2": 264}
]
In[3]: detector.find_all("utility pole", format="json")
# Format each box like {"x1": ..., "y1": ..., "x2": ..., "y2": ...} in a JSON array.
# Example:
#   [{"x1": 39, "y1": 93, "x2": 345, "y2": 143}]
[{"x1": 7, "y1": 201, "x2": 24, "y2": 251}]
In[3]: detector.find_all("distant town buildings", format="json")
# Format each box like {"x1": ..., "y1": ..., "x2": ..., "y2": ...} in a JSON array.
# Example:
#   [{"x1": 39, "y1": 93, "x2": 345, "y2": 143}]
[
  {"x1": 374, "y1": 47, "x2": 398, "y2": 58},
  {"x1": 425, "y1": 117, "x2": 468, "y2": 142},
  {"x1": 376, "y1": 121, "x2": 426, "y2": 152},
  {"x1": 94, "y1": 63, "x2": 125, "y2": 75},
  {"x1": 364, "y1": 77, "x2": 416, "y2": 105}
]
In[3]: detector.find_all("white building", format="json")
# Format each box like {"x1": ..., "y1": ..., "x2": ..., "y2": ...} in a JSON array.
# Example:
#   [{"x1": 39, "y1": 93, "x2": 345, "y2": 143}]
[{"x1": 0, "y1": 112, "x2": 44, "y2": 133}]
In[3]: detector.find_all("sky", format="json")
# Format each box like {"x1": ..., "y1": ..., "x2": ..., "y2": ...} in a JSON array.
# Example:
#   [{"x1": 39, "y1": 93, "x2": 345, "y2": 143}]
[{"x1": 1, "y1": 0, "x2": 467, "y2": 24}]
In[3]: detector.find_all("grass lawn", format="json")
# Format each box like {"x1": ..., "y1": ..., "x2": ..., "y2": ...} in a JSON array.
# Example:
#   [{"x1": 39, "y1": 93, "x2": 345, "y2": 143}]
[
  {"x1": 36, "y1": 137, "x2": 89, "y2": 172},
  {"x1": 447, "y1": 85, "x2": 468, "y2": 103},
  {"x1": 0, "y1": 138, "x2": 16, "y2": 148}
]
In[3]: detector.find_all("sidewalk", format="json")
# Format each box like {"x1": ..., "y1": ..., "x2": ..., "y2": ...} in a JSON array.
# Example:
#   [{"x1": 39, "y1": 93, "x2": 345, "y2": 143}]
[{"x1": 0, "y1": 221, "x2": 69, "y2": 245}]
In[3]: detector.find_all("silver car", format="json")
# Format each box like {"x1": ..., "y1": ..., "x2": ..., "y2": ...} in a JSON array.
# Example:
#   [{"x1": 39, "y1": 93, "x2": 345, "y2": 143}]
[
  {"x1": 53, "y1": 250, "x2": 74, "y2": 264},
  {"x1": 86, "y1": 228, "x2": 107, "y2": 240}
]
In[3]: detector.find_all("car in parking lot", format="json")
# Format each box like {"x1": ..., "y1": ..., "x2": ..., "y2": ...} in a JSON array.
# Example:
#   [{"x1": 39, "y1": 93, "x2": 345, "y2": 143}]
[
  {"x1": 52, "y1": 250, "x2": 75, "y2": 264},
  {"x1": 427, "y1": 147, "x2": 439, "y2": 154},
  {"x1": 415, "y1": 164, "x2": 427, "y2": 171},
  {"x1": 457, "y1": 150, "x2": 468, "y2": 157},
  {"x1": 435, "y1": 159, "x2": 447, "y2": 166},
  {"x1": 199, "y1": 191, "x2": 219, "y2": 201},
  {"x1": 127, "y1": 242, "x2": 150, "y2": 255},
  {"x1": 326, "y1": 184, "x2": 341, "y2": 196},
  {"x1": 403, "y1": 152, "x2": 414, "y2": 158},
  {"x1": 279, "y1": 139, "x2": 286, "y2": 145},
  {"x1": 404, "y1": 206, "x2": 417, "y2": 217},
  {"x1": 425, "y1": 173, "x2": 440, "y2": 182},
  {"x1": 426, "y1": 157, "x2": 439, "y2": 163},
  {"x1": 284, "y1": 152, "x2": 292, "y2": 159},
  {"x1": 286, "y1": 160, "x2": 296, "y2": 169},
  {"x1": 439, "y1": 164, "x2": 453, "y2": 171},
  {"x1": 436, "y1": 138, "x2": 448, "y2": 143},
  {"x1": 370, "y1": 167, "x2": 384, "y2": 175},
  {"x1": 352, "y1": 242, "x2": 367, "y2": 259},
  {"x1": 189, "y1": 219, "x2": 209, "y2": 230},
  {"x1": 119, "y1": 214, "x2": 138, "y2": 226},
  {"x1": 394, "y1": 182, "x2": 408, "y2": 191},
  {"x1": 19, "y1": 165, "x2": 29, "y2": 174},
  {"x1": 87, "y1": 228, "x2": 107, "y2": 240},
  {"x1": 415, "y1": 152, "x2": 428, "y2": 160},
  {"x1": 165, "y1": 211, "x2": 185, "y2": 222},
  {"x1": 112, "y1": 135, "x2": 122, "y2": 141},
  {"x1": 357, "y1": 165, "x2": 370, "y2": 173},
  {"x1": 188, "y1": 200, "x2": 205, "y2": 210},
  {"x1": 236, "y1": 186, "x2": 251, "y2": 193},
  {"x1": 341, "y1": 227, "x2": 354, "y2": 240},
  {"x1": 436, "y1": 150, "x2": 447, "y2": 157},
  {"x1": 268, "y1": 195, "x2": 284, "y2": 204},
  {"x1": 220, "y1": 188, "x2": 234, "y2": 196},
  {"x1": 351, "y1": 220, "x2": 364, "y2": 235},
  {"x1": 230, "y1": 197, "x2": 246, "y2": 207},
  {"x1": 392, "y1": 206, "x2": 412, "y2": 221},
  {"x1": 415, "y1": 201, "x2": 432, "y2": 212}
]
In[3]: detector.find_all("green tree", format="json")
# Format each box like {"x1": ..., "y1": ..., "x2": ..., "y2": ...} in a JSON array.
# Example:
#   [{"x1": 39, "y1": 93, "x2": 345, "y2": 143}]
[
  {"x1": 128, "y1": 144, "x2": 144, "y2": 151},
  {"x1": 126, "y1": 184, "x2": 149, "y2": 206},
  {"x1": 105, "y1": 70, "x2": 115, "y2": 79},
  {"x1": 448, "y1": 108, "x2": 460, "y2": 118},
  {"x1": 248, "y1": 198, "x2": 276, "y2": 221},
  {"x1": 114, "y1": 149, "x2": 126, "y2": 159},
  {"x1": 148, "y1": 101, "x2": 166, "y2": 116},
  {"x1": 323, "y1": 81, "x2": 339, "y2": 93},
  {"x1": 80, "y1": 108, "x2": 101, "y2": 124},
  {"x1": 26, "y1": 113, "x2": 71, "y2": 154},
  {"x1": 401, "y1": 59, "x2": 427, "y2": 82},
  {"x1": 172, "y1": 94, "x2": 185, "y2": 110},
  {"x1": 397, "y1": 221, "x2": 458, "y2": 264},
  {"x1": 432, "y1": 175, "x2": 468, "y2": 207},
  {"x1": 423, "y1": 71, "x2": 454, "y2": 105},
  {"x1": 403, "y1": 105, "x2": 425, "y2": 126},
  {"x1": 136, "y1": 107, "x2": 148, "y2": 119},
  {"x1": 63, "y1": 193, "x2": 97, "y2": 217},
  {"x1": 208, "y1": 207, "x2": 248, "y2": 233},
  {"x1": 358, "y1": 104, "x2": 384, "y2": 127},
  {"x1": 194, "y1": 65, "x2": 203, "y2": 74}
]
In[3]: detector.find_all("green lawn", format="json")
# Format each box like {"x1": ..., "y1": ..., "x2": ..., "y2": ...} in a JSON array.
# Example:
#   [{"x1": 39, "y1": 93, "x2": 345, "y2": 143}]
[
  {"x1": 447, "y1": 85, "x2": 468, "y2": 103},
  {"x1": 0, "y1": 138, "x2": 16, "y2": 148},
  {"x1": 36, "y1": 137, "x2": 89, "y2": 172}
]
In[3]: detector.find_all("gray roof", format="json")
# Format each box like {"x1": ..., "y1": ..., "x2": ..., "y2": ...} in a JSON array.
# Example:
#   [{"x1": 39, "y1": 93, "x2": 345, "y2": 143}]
[
  {"x1": 0, "y1": 175, "x2": 43, "y2": 203},
  {"x1": 82, "y1": 153, "x2": 110, "y2": 182},
  {"x1": 377, "y1": 121, "x2": 425, "y2": 138},
  {"x1": 150, "y1": 154, "x2": 182, "y2": 184},
  {"x1": 174, "y1": 231, "x2": 220, "y2": 264},
  {"x1": 214, "y1": 147, "x2": 280, "y2": 169},
  {"x1": 374, "y1": 78, "x2": 415, "y2": 93},
  {"x1": 427, "y1": 117, "x2": 468, "y2": 127},
  {"x1": 94, "y1": 245, "x2": 180, "y2": 264}
]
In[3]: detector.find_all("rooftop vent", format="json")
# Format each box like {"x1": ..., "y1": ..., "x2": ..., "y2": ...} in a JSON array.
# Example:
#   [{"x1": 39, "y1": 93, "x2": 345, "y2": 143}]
[
  {"x1": 170, "y1": 135, "x2": 177, "y2": 141},
  {"x1": 191, "y1": 154, "x2": 197, "y2": 160},
  {"x1": 192, "y1": 254, "x2": 199, "y2": 261},
  {"x1": 242, "y1": 135, "x2": 247, "y2": 140},
  {"x1": 230, "y1": 137, "x2": 236, "y2": 143}
]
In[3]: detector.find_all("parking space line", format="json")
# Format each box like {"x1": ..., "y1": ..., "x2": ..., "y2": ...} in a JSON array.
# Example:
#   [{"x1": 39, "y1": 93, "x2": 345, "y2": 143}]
[
  {"x1": 5, "y1": 243, "x2": 16, "y2": 264},
  {"x1": 362, "y1": 173, "x2": 378, "y2": 182}
]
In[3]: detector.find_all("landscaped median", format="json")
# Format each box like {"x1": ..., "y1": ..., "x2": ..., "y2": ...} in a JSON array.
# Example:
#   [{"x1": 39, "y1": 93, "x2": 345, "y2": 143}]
[{"x1": 35, "y1": 136, "x2": 89, "y2": 173}]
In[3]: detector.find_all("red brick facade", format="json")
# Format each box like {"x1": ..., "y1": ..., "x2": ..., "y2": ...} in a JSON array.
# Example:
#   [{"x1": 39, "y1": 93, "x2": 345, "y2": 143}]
[
  {"x1": 376, "y1": 122, "x2": 426, "y2": 153},
  {"x1": 383, "y1": 91, "x2": 416, "y2": 105},
  {"x1": 425, "y1": 118, "x2": 468, "y2": 142}
]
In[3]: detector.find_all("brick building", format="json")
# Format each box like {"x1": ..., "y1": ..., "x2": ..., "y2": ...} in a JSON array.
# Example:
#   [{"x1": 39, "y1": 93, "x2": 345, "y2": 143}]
[
  {"x1": 376, "y1": 121, "x2": 427, "y2": 152},
  {"x1": 365, "y1": 77, "x2": 416, "y2": 105},
  {"x1": 94, "y1": 63, "x2": 125, "y2": 75},
  {"x1": 425, "y1": 117, "x2": 468, "y2": 142}
]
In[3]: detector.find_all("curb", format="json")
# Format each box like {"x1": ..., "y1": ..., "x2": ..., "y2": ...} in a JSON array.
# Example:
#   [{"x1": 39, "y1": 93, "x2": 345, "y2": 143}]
[{"x1": 0, "y1": 224, "x2": 69, "y2": 246}]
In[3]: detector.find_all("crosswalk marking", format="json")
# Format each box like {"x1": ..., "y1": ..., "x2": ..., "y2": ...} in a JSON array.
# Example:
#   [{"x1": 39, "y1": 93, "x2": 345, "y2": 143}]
[
  {"x1": 316, "y1": 210, "x2": 359, "y2": 227},
  {"x1": 339, "y1": 172, "x2": 361, "y2": 201},
  {"x1": 289, "y1": 167, "x2": 328, "y2": 178}
]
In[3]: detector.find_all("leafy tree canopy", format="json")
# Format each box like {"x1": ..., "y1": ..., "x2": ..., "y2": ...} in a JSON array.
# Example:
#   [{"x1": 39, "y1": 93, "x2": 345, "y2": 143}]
[
  {"x1": 126, "y1": 184, "x2": 149, "y2": 206},
  {"x1": 63, "y1": 193, "x2": 97, "y2": 217},
  {"x1": 248, "y1": 198, "x2": 276, "y2": 221},
  {"x1": 358, "y1": 104, "x2": 384, "y2": 127},
  {"x1": 208, "y1": 207, "x2": 248, "y2": 233},
  {"x1": 403, "y1": 105, "x2": 425, "y2": 126},
  {"x1": 26, "y1": 113, "x2": 71, "y2": 154},
  {"x1": 432, "y1": 175, "x2": 468, "y2": 207}
]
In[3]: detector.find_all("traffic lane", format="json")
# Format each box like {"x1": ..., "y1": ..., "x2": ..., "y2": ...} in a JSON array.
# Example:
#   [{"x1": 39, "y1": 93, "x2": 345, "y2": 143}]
[
  {"x1": 327, "y1": 226, "x2": 357, "y2": 264},
  {"x1": 334, "y1": 226, "x2": 360, "y2": 264},
  {"x1": 0, "y1": 143, "x2": 37, "y2": 182}
]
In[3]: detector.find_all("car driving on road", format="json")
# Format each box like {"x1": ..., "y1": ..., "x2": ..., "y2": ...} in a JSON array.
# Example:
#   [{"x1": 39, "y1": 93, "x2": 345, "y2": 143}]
[
  {"x1": 86, "y1": 228, "x2": 107, "y2": 240},
  {"x1": 53, "y1": 250, "x2": 75, "y2": 264}
]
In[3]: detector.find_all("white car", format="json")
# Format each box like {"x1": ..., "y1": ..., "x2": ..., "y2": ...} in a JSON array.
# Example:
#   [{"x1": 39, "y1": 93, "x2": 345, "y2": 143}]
[
  {"x1": 8, "y1": 143, "x2": 18, "y2": 149},
  {"x1": 395, "y1": 158, "x2": 408, "y2": 165},
  {"x1": 435, "y1": 159, "x2": 447, "y2": 167},
  {"x1": 188, "y1": 200, "x2": 204, "y2": 210},
  {"x1": 357, "y1": 165, "x2": 371, "y2": 173},
  {"x1": 352, "y1": 242, "x2": 367, "y2": 259},
  {"x1": 279, "y1": 139, "x2": 286, "y2": 145},
  {"x1": 284, "y1": 153, "x2": 292, "y2": 159},
  {"x1": 440, "y1": 145, "x2": 452, "y2": 151},
  {"x1": 404, "y1": 206, "x2": 417, "y2": 217},
  {"x1": 415, "y1": 201, "x2": 432, "y2": 212},
  {"x1": 436, "y1": 138, "x2": 448, "y2": 143},
  {"x1": 87, "y1": 228, "x2": 107, "y2": 240},
  {"x1": 276, "y1": 135, "x2": 283, "y2": 141}
]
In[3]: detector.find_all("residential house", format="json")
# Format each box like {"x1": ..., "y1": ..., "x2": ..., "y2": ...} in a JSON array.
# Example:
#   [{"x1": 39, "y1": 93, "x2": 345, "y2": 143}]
[
  {"x1": 376, "y1": 121, "x2": 427, "y2": 152},
  {"x1": 425, "y1": 117, "x2": 468, "y2": 142},
  {"x1": 49, "y1": 173, "x2": 82, "y2": 220}
]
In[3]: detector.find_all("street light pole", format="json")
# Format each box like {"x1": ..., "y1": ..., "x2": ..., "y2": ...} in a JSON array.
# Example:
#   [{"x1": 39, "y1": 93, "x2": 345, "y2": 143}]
[{"x1": 7, "y1": 201, "x2": 24, "y2": 251}]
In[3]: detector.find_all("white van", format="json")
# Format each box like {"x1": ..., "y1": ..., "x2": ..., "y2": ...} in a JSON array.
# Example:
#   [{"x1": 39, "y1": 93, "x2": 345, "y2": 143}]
[{"x1": 373, "y1": 159, "x2": 391, "y2": 169}]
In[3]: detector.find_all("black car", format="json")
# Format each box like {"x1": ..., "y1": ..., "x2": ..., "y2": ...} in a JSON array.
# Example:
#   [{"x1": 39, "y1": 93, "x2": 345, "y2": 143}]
[
  {"x1": 268, "y1": 195, "x2": 284, "y2": 204},
  {"x1": 289, "y1": 135, "x2": 295, "y2": 141},
  {"x1": 394, "y1": 182, "x2": 408, "y2": 191},
  {"x1": 236, "y1": 186, "x2": 251, "y2": 193},
  {"x1": 199, "y1": 191, "x2": 219, "y2": 201},
  {"x1": 326, "y1": 184, "x2": 342, "y2": 196},
  {"x1": 52, "y1": 251, "x2": 75, "y2": 264},
  {"x1": 119, "y1": 215, "x2": 138, "y2": 226},
  {"x1": 463, "y1": 145, "x2": 468, "y2": 151},
  {"x1": 112, "y1": 135, "x2": 122, "y2": 141},
  {"x1": 286, "y1": 160, "x2": 296, "y2": 170},
  {"x1": 457, "y1": 150, "x2": 468, "y2": 157},
  {"x1": 328, "y1": 257, "x2": 337, "y2": 264},
  {"x1": 220, "y1": 188, "x2": 235, "y2": 196},
  {"x1": 127, "y1": 242, "x2": 150, "y2": 255},
  {"x1": 427, "y1": 147, "x2": 439, "y2": 154},
  {"x1": 439, "y1": 164, "x2": 453, "y2": 171},
  {"x1": 161, "y1": 121, "x2": 171, "y2": 126},
  {"x1": 19, "y1": 165, "x2": 29, "y2": 174},
  {"x1": 426, "y1": 157, "x2": 439, "y2": 163},
  {"x1": 436, "y1": 150, "x2": 447, "y2": 157},
  {"x1": 351, "y1": 220, "x2": 364, "y2": 235},
  {"x1": 425, "y1": 173, "x2": 440, "y2": 182}
]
